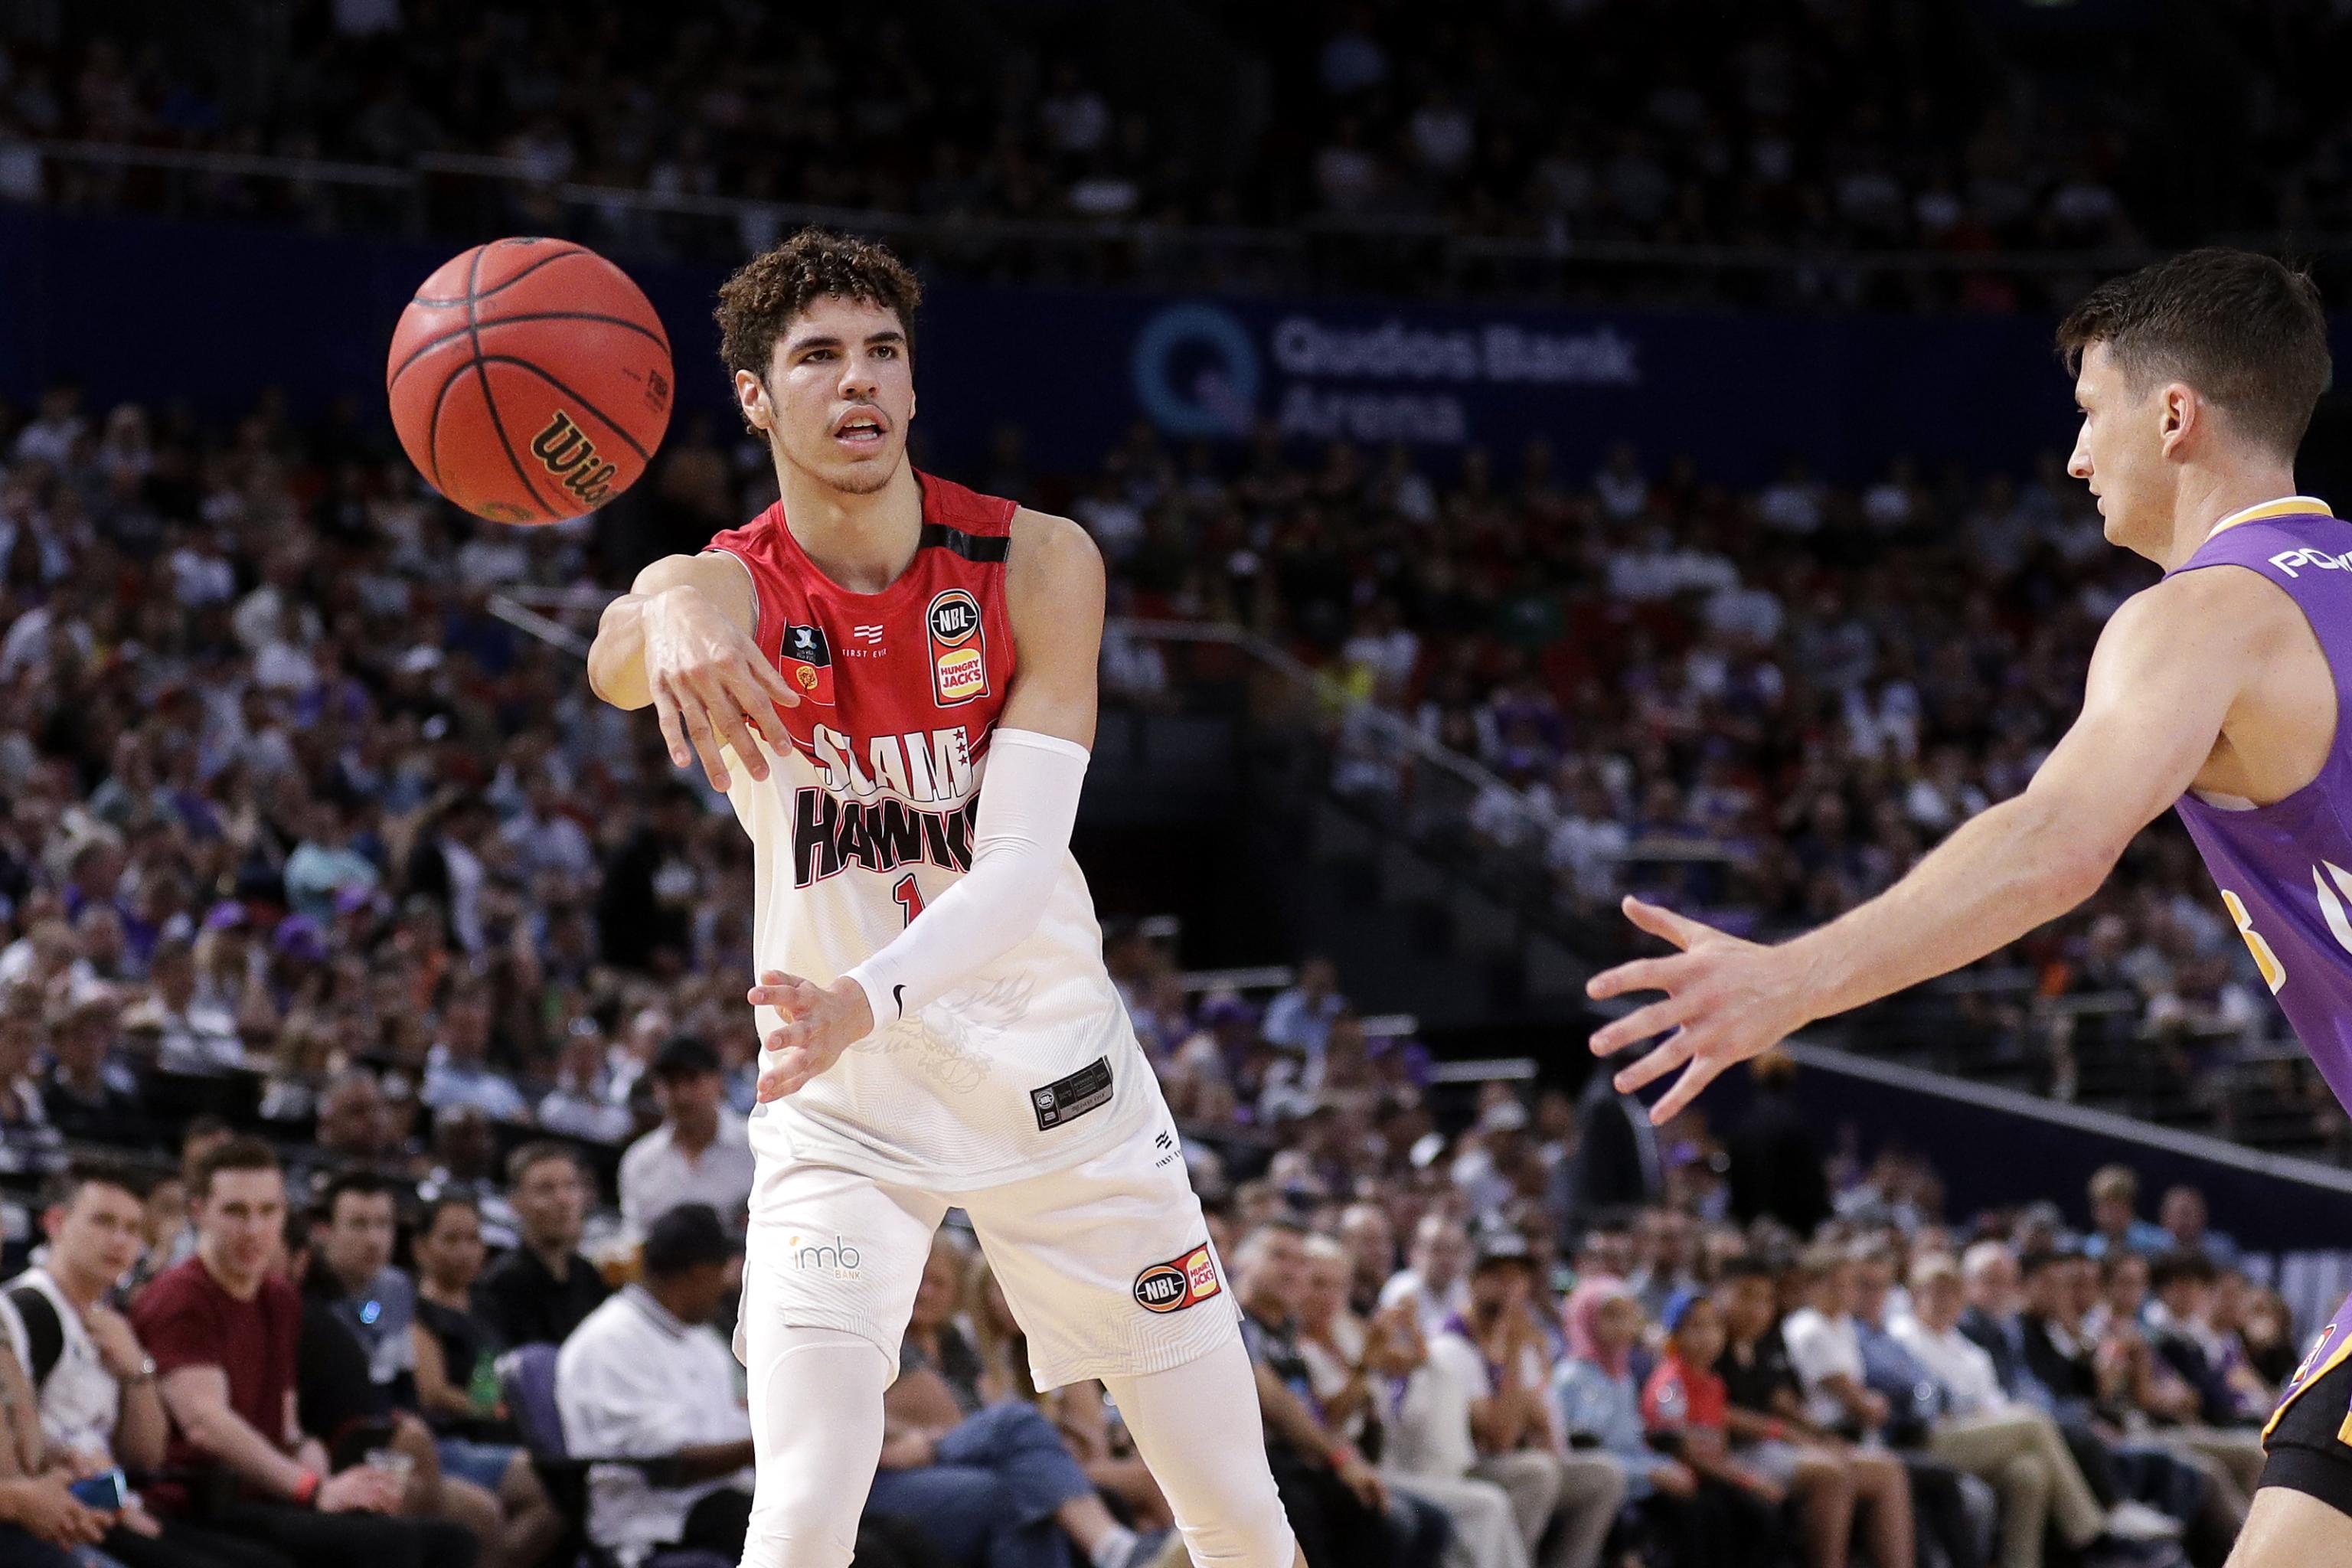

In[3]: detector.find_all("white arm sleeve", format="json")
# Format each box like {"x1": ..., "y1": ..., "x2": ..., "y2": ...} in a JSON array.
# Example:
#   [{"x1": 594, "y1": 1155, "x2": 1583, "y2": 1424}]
[{"x1": 843, "y1": 727, "x2": 1089, "y2": 1027}]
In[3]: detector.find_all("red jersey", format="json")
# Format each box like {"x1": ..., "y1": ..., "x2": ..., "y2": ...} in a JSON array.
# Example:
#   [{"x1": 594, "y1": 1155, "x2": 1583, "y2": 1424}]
[{"x1": 703, "y1": 472, "x2": 1155, "y2": 1187}]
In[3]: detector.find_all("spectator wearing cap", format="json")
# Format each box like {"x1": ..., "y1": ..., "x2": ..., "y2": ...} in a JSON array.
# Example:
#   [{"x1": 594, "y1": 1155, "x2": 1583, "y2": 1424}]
[
  {"x1": 555, "y1": 1203, "x2": 756, "y2": 1563},
  {"x1": 1430, "y1": 1234, "x2": 1624, "y2": 1568},
  {"x1": 618, "y1": 1037, "x2": 753, "y2": 1240},
  {"x1": 472, "y1": 1143, "x2": 609, "y2": 1351},
  {"x1": 39, "y1": 991, "x2": 143, "y2": 1145},
  {"x1": 419, "y1": 985, "x2": 528, "y2": 1124},
  {"x1": 122, "y1": 935, "x2": 244, "y2": 1074}
]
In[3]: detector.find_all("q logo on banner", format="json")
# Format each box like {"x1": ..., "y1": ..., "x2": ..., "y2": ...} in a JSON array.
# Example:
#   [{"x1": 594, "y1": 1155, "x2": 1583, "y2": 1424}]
[{"x1": 1131, "y1": 303, "x2": 1259, "y2": 439}]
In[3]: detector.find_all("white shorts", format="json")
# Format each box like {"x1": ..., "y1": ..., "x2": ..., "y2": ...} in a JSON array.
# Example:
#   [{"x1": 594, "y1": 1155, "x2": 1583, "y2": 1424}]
[{"x1": 740, "y1": 1108, "x2": 1238, "y2": 1390}]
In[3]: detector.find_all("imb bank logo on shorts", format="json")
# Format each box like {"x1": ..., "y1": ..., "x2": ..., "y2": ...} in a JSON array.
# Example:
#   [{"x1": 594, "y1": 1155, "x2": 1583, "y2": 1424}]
[
  {"x1": 786, "y1": 1233, "x2": 861, "y2": 1279},
  {"x1": 1132, "y1": 1243, "x2": 1221, "y2": 1314}
]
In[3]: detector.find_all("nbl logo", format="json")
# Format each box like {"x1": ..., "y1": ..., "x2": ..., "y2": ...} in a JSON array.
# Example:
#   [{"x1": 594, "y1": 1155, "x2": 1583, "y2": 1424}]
[
  {"x1": 1134, "y1": 1267, "x2": 1187, "y2": 1311},
  {"x1": 926, "y1": 588, "x2": 990, "y2": 706},
  {"x1": 1034, "y1": 1089, "x2": 1057, "y2": 1110},
  {"x1": 928, "y1": 591, "x2": 979, "y2": 645}
]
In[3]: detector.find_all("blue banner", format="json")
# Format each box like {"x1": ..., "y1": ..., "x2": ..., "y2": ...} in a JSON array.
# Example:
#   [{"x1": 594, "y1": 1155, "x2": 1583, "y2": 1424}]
[{"x1": 0, "y1": 204, "x2": 2256, "y2": 486}]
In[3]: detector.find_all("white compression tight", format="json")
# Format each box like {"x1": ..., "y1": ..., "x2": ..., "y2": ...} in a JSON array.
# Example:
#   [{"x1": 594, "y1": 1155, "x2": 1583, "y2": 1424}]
[{"x1": 740, "y1": 1325, "x2": 1295, "y2": 1568}]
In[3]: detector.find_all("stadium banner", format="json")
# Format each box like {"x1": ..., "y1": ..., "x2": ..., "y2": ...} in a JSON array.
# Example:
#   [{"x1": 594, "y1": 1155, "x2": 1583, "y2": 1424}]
[
  {"x1": 0, "y1": 205, "x2": 2172, "y2": 484},
  {"x1": 1, "y1": 204, "x2": 2342, "y2": 487}
]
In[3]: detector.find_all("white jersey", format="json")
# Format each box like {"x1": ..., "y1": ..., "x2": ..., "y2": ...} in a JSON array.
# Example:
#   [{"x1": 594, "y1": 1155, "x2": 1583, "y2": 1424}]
[{"x1": 707, "y1": 475, "x2": 1157, "y2": 1188}]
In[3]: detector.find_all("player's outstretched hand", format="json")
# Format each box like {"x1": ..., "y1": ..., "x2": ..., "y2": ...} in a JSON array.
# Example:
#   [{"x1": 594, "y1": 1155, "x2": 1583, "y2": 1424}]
[
  {"x1": 751, "y1": 969, "x2": 877, "y2": 1100},
  {"x1": 1584, "y1": 895, "x2": 1819, "y2": 1125},
  {"x1": 643, "y1": 584, "x2": 799, "y2": 792}
]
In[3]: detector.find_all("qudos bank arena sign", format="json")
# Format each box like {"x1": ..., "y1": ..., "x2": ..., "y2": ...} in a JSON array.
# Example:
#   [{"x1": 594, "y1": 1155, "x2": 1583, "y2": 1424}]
[{"x1": 1130, "y1": 300, "x2": 1642, "y2": 446}]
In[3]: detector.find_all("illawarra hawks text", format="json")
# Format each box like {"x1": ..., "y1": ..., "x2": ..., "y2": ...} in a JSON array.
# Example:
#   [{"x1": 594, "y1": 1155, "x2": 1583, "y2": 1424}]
[{"x1": 792, "y1": 723, "x2": 979, "y2": 888}]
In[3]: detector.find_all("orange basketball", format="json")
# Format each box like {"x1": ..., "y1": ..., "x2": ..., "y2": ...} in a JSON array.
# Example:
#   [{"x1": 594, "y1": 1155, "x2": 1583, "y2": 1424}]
[{"x1": 387, "y1": 238, "x2": 673, "y2": 524}]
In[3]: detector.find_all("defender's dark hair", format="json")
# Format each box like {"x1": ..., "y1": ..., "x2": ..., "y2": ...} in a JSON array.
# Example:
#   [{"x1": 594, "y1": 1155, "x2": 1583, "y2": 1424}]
[
  {"x1": 2056, "y1": 248, "x2": 2331, "y2": 459},
  {"x1": 714, "y1": 227, "x2": 923, "y2": 384}
]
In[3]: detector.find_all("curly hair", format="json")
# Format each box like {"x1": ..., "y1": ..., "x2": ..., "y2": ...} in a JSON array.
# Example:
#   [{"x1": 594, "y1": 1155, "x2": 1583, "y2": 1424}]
[{"x1": 714, "y1": 227, "x2": 923, "y2": 383}]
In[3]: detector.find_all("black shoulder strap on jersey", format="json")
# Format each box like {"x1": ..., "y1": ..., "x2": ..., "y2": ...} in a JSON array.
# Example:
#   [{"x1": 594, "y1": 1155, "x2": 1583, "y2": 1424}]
[{"x1": 5, "y1": 1285, "x2": 61, "y2": 1390}]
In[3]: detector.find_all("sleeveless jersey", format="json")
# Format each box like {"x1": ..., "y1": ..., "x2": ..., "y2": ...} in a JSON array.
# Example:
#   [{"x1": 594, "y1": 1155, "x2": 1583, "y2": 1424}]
[
  {"x1": 704, "y1": 471, "x2": 1155, "y2": 1188},
  {"x1": 2167, "y1": 498, "x2": 2352, "y2": 1117}
]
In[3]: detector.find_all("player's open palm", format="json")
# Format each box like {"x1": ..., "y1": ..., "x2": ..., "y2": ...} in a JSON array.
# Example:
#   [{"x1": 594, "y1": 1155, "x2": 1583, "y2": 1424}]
[
  {"x1": 1584, "y1": 895, "x2": 1818, "y2": 1124},
  {"x1": 750, "y1": 969, "x2": 877, "y2": 1100},
  {"x1": 642, "y1": 585, "x2": 799, "y2": 792}
]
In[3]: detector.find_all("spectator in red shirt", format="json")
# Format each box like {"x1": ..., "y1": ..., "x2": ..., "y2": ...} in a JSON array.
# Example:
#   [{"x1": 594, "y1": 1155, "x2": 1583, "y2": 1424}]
[
  {"x1": 1642, "y1": 1292, "x2": 1782, "y2": 1568},
  {"x1": 129, "y1": 1136, "x2": 478, "y2": 1568}
]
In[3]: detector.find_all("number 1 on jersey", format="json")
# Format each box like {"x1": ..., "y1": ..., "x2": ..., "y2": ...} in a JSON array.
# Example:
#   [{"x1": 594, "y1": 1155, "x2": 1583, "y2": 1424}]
[{"x1": 893, "y1": 874, "x2": 926, "y2": 928}]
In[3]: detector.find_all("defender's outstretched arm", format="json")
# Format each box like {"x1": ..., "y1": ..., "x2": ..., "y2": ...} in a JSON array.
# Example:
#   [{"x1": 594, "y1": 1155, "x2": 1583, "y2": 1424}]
[{"x1": 1587, "y1": 565, "x2": 2272, "y2": 1122}]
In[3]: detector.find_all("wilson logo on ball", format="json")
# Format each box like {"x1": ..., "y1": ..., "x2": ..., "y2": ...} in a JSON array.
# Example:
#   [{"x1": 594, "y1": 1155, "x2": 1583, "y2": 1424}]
[{"x1": 529, "y1": 411, "x2": 620, "y2": 507}]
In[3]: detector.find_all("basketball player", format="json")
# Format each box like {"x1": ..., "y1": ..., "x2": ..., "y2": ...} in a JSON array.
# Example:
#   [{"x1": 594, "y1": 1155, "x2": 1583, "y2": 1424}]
[
  {"x1": 586, "y1": 229, "x2": 1301, "y2": 1568},
  {"x1": 1580, "y1": 247, "x2": 2350, "y2": 1565}
]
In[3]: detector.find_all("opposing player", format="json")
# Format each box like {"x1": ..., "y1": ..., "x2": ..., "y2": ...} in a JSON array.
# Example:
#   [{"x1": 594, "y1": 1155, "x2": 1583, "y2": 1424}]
[
  {"x1": 1582, "y1": 247, "x2": 2352, "y2": 1564},
  {"x1": 586, "y1": 230, "x2": 1300, "y2": 1568}
]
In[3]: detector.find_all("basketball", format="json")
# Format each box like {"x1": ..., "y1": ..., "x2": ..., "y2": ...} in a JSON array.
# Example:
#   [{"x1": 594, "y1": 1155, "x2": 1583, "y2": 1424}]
[{"x1": 387, "y1": 237, "x2": 673, "y2": 524}]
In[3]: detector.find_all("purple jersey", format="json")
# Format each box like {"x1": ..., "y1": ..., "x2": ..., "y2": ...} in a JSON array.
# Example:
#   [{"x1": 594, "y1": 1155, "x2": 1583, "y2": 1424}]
[{"x1": 2167, "y1": 499, "x2": 2352, "y2": 1114}]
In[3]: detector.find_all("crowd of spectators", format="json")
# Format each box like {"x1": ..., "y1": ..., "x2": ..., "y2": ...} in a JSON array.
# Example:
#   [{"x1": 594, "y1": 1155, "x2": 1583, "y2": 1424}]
[
  {"x1": 2, "y1": 2, "x2": 2348, "y2": 301},
  {"x1": 0, "y1": 1029, "x2": 2305, "y2": 1568}
]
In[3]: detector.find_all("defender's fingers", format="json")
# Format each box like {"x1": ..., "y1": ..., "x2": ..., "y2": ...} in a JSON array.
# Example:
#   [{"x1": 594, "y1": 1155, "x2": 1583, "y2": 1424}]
[
  {"x1": 1611, "y1": 1032, "x2": 1691, "y2": 1096},
  {"x1": 1586, "y1": 955, "x2": 1684, "y2": 1002},
  {"x1": 1647, "y1": 1053, "x2": 1731, "y2": 1125},
  {"x1": 1622, "y1": 895, "x2": 1715, "y2": 952},
  {"x1": 1589, "y1": 995, "x2": 1694, "y2": 1057}
]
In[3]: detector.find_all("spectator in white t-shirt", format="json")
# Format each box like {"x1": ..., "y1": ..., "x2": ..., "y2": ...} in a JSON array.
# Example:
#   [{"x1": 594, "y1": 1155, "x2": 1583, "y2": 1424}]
[
  {"x1": 556, "y1": 1204, "x2": 755, "y2": 1564},
  {"x1": 1778, "y1": 1246, "x2": 1886, "y2": 1438}
]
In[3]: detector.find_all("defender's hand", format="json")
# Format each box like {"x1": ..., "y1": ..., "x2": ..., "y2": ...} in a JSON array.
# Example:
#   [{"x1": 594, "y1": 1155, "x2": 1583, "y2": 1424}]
[
  {"x1": 642, "y1": 584, "x2": 799, "y2": 792},
  {"x1": 1584, "y1": 896, "x2": 1820, "y2": 1125},
  {"x1": 751, "y1": 970, "x2": 876, "y2": 1100}
]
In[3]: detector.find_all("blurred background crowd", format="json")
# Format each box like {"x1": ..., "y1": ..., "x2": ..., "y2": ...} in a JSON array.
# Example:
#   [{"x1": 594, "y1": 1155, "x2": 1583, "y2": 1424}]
[
  {"x1": 2, "y1": 2, "x2": 2350, "y2": 1566},
  {"x1": 0, "y1": 0, "x2": 2348, "y2": 303},
  {"x1": 0, "y1": 376, "x2": 2318, "y2": 1568}
]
